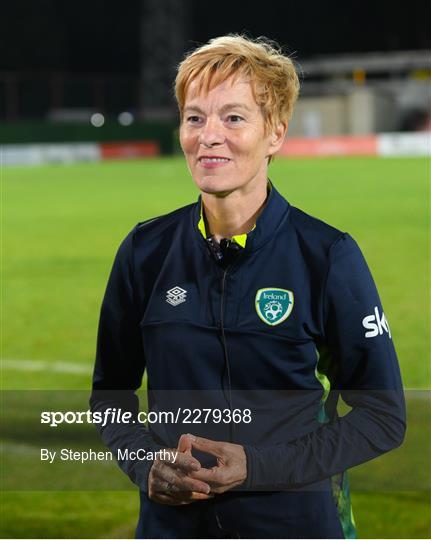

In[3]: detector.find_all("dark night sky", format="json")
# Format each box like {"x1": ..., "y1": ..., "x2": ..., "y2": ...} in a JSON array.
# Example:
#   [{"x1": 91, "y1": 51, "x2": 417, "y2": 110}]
[{"x1": 1, "y1": 0, "x2": 430, "y2": 74}]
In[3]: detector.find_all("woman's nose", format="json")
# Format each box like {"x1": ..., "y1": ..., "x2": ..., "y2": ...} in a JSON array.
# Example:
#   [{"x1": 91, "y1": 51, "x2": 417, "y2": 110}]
[{"x1": 198, "y1": 117, "x2": 225, "y2": 147}]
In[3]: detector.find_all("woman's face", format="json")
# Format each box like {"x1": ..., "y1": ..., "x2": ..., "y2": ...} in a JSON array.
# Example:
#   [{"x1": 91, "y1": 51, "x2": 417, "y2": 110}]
[{"x1": 179, "y1": 76, "x2": 285, "y2": 197}]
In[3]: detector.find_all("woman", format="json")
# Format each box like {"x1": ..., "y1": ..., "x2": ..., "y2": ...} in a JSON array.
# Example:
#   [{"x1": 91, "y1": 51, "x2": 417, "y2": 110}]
[{"x1": 91, "y1": 35, "x2": 406, "y2": 538}]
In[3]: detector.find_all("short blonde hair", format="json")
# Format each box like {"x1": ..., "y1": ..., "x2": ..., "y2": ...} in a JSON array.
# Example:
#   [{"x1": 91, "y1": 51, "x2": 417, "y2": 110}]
[{"x1": 175, "y1": 34, "x2": 300, "y2": 133}]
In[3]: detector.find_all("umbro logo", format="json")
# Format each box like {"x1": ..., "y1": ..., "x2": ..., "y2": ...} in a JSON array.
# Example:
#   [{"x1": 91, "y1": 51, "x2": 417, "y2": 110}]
[{"x1": 166, "y1": 286, "x2": 187, "y2": 306}]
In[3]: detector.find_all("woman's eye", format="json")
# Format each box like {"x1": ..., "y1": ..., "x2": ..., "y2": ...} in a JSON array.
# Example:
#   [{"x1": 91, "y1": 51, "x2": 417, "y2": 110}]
[
  {"x1": 227, "y1": 115, "x2": 243, "y2": 123},
  {"x1": 186, "y1": 116, "x2": 202, "y2": 124}
]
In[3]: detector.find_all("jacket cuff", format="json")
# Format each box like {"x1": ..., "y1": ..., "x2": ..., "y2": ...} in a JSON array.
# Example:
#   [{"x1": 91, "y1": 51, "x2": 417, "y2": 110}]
[
  {"x1": 242, "y1": 445, "x2": 258, "y2": 490},
  {"x1": 243, "y1": 443, "x2": 298, "y2": 491},
  {"x1": 132, "y1": 459, "x2": 154, "y2": 492},
  {"x1": 128, "y1": 443, "x2": 165, "y2": 492}
]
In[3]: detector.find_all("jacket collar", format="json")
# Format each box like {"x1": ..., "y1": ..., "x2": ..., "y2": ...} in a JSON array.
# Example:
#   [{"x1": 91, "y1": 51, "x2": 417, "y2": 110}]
[
  {"x1": 197, "y1": 200, "x2": 254, "y2": 248},
  {"x1": 193, "y1": 180, "x2": 290, "y2": 253}
]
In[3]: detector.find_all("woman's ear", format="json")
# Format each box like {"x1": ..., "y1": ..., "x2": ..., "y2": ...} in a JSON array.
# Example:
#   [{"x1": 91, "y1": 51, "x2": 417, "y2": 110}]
[{"x1": 268, "y1": 122, "x2": 288, "y2": 156}]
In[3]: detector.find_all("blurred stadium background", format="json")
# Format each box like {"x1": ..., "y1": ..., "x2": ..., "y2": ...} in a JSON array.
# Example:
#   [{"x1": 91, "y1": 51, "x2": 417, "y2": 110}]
[{"x1": 1, "y1": 1, "x2": 430, "y2": 538}]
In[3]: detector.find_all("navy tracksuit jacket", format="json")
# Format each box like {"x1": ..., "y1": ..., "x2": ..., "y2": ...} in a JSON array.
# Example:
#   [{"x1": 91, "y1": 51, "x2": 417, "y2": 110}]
[{"x1": 91, "y1": 183, "x2": 406, "y2": 539}]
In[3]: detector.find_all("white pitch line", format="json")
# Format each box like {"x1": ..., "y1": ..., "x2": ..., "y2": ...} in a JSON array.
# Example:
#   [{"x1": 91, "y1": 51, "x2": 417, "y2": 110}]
[
  {"x1": 1, "y1": 359, "x2": 429, "y2": 395},
  {"x1": 1, "y1": 359, "x2": 92, "y2": 375},
  {"x1": 1, "y1": 440, "x2": 41, "y2": 456}
]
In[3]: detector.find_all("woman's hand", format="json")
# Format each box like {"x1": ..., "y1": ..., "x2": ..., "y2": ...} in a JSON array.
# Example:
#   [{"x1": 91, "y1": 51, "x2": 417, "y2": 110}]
[
  {"x1": 185, "y1": 434, "x2": 247, "y2": 494},
  {"x1": 147, "y1": 436, "x2": 213, "y2": 505}
]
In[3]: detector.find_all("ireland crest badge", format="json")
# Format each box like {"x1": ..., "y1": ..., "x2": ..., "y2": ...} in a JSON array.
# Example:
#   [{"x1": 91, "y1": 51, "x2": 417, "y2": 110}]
[{"x1": 255, "y1": 288, "x2": 294, "y2": 326}]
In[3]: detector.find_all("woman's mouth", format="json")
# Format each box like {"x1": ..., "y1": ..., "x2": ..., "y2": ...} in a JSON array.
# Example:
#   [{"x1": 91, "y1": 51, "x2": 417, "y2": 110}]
[{"x1": 198, "y1": 156, "x2": 231, "y2": 168}]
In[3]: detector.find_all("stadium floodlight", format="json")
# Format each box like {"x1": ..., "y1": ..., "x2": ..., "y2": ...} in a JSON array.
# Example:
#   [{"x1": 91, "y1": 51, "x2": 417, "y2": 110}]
[
  {"x1": 90, "y1": 113, "x2": 105, "y2": 127},
  {"x1": 118, "y1": 112, "x2": 134, "y2": 126}
]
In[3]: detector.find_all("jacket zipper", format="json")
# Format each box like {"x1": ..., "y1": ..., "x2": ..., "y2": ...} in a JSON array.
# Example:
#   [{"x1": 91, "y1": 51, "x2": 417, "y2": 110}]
[{"x1": 220, "y1": 265, "x2": 234, "y2": 442}]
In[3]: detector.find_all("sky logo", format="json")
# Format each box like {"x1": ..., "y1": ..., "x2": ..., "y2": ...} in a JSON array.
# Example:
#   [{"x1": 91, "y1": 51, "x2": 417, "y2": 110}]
[{"x1": 362, "y1": 306, "x2": 392, "y2": 339}]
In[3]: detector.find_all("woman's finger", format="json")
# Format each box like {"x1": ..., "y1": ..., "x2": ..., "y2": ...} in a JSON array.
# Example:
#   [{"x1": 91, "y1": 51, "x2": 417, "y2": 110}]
[{"x1": 153, "y1": 461, "x2": 210, "y2": 494}]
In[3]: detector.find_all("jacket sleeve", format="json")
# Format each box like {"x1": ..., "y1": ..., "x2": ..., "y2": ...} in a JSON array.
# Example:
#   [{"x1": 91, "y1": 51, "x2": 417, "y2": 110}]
[
  {"x1": 243, "y1": 233, "x2": 406, "y2": 490},
  {"x1": 90, "y1": 228, "x2": 163, "y2": 491}
]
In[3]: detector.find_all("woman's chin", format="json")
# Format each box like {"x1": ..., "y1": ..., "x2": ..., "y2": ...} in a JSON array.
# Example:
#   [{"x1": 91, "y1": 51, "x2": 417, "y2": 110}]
[{"x1": 195, "y1": 178, "x2": 237, "y2": 196}]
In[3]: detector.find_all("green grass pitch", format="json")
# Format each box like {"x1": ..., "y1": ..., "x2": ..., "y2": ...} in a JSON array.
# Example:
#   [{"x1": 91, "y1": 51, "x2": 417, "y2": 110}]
[{"x1": 1, "y1": 156, "x2": 430, "y2": 538}]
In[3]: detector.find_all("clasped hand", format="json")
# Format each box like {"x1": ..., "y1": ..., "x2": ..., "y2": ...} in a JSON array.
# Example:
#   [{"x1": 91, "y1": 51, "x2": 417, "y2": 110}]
[{"x1": 148, "y1": 434, "x2": 247, "y2": 505}]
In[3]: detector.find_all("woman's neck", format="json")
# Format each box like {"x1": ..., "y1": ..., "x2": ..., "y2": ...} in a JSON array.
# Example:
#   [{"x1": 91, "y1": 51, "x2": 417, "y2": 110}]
[{"x1": 201, "y1": 181, "x2": 268, "y2": 243}]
